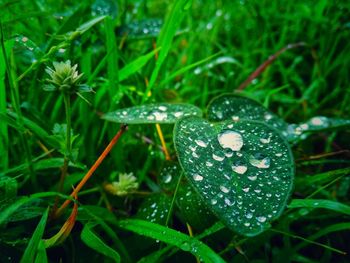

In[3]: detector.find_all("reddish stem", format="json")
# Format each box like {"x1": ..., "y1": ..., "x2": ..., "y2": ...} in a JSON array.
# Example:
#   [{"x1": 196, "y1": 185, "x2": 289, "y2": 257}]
[
  {"x1": 237, "y1": 42, "x2": 307, "y2": 91},
  {"x1": 54, "y1": 124, "x2": 127, "y2": 218}
]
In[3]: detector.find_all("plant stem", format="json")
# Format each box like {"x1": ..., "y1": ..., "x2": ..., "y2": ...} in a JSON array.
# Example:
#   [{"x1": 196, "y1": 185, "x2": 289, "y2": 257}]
[
  {"x1": 165, "y1": 172, "x2": 183, "y2": 226},
  {"x1": 155, "y1": 123, "x2": 171, "y2": 160},
  {"x1": 52, "y1": 95, "x2": 72, "y2": 213},
  {"x1": 54, "y1": 124, "x2": 127, "y2": 218}
]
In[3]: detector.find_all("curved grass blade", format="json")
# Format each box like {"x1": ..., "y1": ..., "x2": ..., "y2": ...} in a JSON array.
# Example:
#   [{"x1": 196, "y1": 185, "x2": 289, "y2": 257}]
[
  {"x1": 81, "y1": 223, "x2": 120, "y2": 263},
  {"x1": 288, "y1": 199, "x2": 350, "y2": 215},
  {"x1": 117, "y1": 219, "x2": 225, "y2": 263},
  {"x1": 174, "y1": 116, "x2": 294, "y2": 236},
  {"x1": 102, "y1": 103, "x2": 202, "y2": 124}
]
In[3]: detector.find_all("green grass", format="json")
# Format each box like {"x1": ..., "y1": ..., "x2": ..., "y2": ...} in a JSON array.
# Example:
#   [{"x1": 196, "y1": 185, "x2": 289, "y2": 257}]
[{"x1": 1, "y1": 0, "x2": 350, "y2": 262}]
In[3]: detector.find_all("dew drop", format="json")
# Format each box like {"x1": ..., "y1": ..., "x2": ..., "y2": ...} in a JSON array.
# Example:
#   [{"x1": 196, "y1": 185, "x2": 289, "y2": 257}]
[
  {"x1": 158, "y1": 106, "x2": 167, "y2": 111},
  {"x1": 153, "y1": 112, "x2": 167, "y2": 121},
  {"x1": 224, "y1": 198, "x2": 233, "y2": 206},
  {"x1": 247, "y1": 175, "x2": 257, "y2": 181},
  {"x1": 260, "y1": 136, "x2": 271, "y2": 144},
  {"x1": 310, "y1": 116, "x2": 325, "y2": 126},
  {"x1": 195, "y1": 139, "x2": 208, "y2": 148},
  {"x1": 212, "y1": 153, "x2": 225, "y2": 161},
  {"x1": 193, "y1": 174, "x2": 203, "y2": 181},
  {"x1": 232, "y1": 115, "x2": 240, "y2": 121},
  {"x1": 257, "y1": 216, "x2": 267, "y2": 223},
  {"x1": 232, "y1": 161, "x2": 248, "y2": 174},
  {"x1": 242, "y1": 187, "x2": 250, "y2": 192},
  {"x1": 245, "y1": 213, "x2": 253, "y2": 219},
  {"x1": 174, "y1": 111, "x2": 183, "y2": 118},
  {"x1": 217, "y1": 130, "x2": 243, "y2": 151},
  {"x1": 275, "y1": 153, "x2": 282, "y2": 157},
  {"x1": 220, "y1": 185, "x2": 230, "y2": 193},
  {"x1": 211, "y1": 199, "x2": 218, "y2": 205},
  {"x1": 216, "y1": 111, "x2": 223, "y2": 119},
  {"x1": 244, "y1": 222, "x2": 250, "y2": 227},
  {"x1": 164, "y1": 174, "x2": 172, "y2": 184},
  {"x1": 249, "y1": 153, "x2": 271, "y2": 169},
  {"x1": 206, "y1": 161, "x2": 213, "y2": 167}
]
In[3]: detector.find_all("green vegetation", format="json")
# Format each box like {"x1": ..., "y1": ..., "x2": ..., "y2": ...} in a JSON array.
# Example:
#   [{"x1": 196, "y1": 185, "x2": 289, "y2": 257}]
[{"x1": 1, "y1": 0, "x2": 350, "y2": 262}]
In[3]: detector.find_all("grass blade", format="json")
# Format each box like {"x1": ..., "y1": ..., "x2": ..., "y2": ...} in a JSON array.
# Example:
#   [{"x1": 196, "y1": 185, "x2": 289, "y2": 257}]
[
  {"x1": 117, "y1": 219, "x2": 225, "y2": 263},
  {"x1": 142, "y1": 0, "x2": 191, "y2": 102},
  {"x1": 81, "y1": 223, "x2": 120, "y2": 263},
  {"x1": 289, "y1": 199, "x2": 350, "y2": 215},
  {"x1": 20, "y1": 208, "x2": 49, "y2": 263}
]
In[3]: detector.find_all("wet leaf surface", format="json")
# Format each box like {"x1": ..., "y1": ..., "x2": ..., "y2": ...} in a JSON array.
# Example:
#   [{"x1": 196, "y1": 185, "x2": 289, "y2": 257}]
[
  {"x1": 102, "y1": 103, "x2": 202, "y2": 124},
  {"x1": 174, "y1": 116, "x2": 294, "y2": 236}
]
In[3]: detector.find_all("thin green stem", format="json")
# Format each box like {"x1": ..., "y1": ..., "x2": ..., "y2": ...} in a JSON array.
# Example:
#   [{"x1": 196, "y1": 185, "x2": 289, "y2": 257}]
[{"x1": 165, "y1": 172, "x2": 183, "y2": 227}]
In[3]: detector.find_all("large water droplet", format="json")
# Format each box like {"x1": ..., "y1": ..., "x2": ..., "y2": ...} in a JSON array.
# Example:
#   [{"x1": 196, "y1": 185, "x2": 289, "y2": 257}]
[
  {"x1": 249, "y1": 153, "x2": 271, "y2": 169},
  {"x1": 232, "y1": 161, "x2": 248, "y2": 174},
  {"x1": 212, "y1": 152, "x2": 225, "y2": 161},
  {"x1": 217, "y1": 130, "x2": 243, "y2": 151}
]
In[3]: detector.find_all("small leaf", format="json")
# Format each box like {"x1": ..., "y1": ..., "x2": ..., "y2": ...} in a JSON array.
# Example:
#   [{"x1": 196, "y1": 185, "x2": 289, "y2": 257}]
[
  {"x1": 81, "y1": 223, "x2": 120, "y2": 263},
  {"x1": 174, "y1": 116, "x2": 294, "y2": 236},
  {"x1": 207, "y1": 94, "x2": 288, "y2": 131},
  {"x1": 20, "y1": 208, "x2": 49, "y2": 263},
  {"x1": 117, "y1": 219, "x2": 226, "y2": 263},
  {"x1": 102, "y1": 103, "x2": 202, "y2": 124}
]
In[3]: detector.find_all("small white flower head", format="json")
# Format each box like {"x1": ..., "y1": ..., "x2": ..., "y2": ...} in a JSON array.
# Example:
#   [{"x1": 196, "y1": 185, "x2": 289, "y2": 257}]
[{"x1": 104, "y1": 173, "x2": 139, "y2": 196}]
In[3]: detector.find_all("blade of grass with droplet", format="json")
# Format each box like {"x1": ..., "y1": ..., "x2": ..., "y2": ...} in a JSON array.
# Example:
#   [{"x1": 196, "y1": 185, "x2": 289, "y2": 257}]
[
  {"x1": 288, "y1": 199, "x2": 350, "y2": 215},
  {"x1": 117, "y1": 219, "x2": 225, "y2": 263},
  {"x1": 20, "y1": 208, "x2": 49, "y2": 263},
  {"x1": 81, "y1": 223, "x2": 120, "y2": 263},
  {"x1": 143, "y1": 0, "x2": 192, "y2": 102},
  {"x1": 119, "y1": 47, "x2": 160, "y2": 82}
]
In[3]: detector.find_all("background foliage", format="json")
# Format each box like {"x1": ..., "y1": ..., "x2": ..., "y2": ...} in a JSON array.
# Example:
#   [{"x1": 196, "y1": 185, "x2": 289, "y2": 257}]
[{"x1": 1, "y1": 0, "x2": 350, "y2": 262}]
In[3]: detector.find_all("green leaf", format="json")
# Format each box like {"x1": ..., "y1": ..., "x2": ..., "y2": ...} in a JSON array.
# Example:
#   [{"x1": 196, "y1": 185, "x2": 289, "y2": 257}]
[
  {"x1": 119, "y1": 48, "x2": 160, "y2": 82},
  {"x1": 0, "y1": 196, "x2": 29, "y2": 225},
  {"x1": 174, "y1": 116, "x2": 294, "y2": 236},
  {"x1": 20, "y1": 208, "x2": 49, "y2": 263},
  {"x1": 102, "y1": 103, "x2": 202, "y2": 124},
  {"x1": 286, "y1": 116, "x2": 350, "y2": 143},
  {"x1": 207, "y1": 94, "x2": 288, "y2": 131},
  {"x1": 117, "y1": 219, "x2": 225, "y2": 263},
  {"x1": 136, "y1": 194, "x2": 172, "y2": 225},
  {"x1": 288, "y1": 199, "x2": 350, "y2": 215},
  {"x1": 81, "y1": 223, "x2": 120, "y2": 263},
  {"x1": 176, "y1": 183, "x2": 217, "y2": 231}
]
